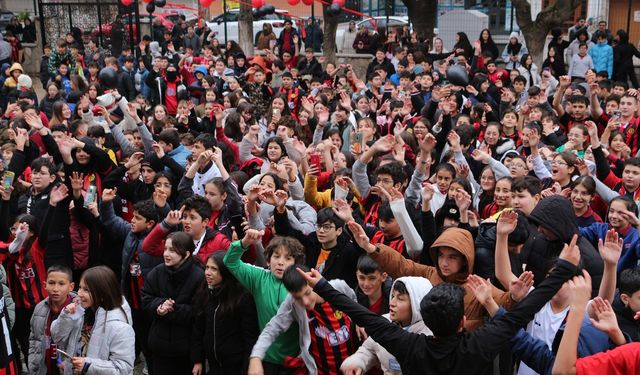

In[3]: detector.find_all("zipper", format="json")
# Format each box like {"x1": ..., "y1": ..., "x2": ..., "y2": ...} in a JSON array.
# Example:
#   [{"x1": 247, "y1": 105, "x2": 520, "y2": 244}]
[{"x1": 213, "y1": 305, "x2": 220, "y2": 365}]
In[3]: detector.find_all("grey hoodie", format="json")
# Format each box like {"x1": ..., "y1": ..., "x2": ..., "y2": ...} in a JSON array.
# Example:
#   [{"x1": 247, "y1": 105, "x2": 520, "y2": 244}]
[{"x1": 340, "y1": 277, "x2": 433, "y2": 374}]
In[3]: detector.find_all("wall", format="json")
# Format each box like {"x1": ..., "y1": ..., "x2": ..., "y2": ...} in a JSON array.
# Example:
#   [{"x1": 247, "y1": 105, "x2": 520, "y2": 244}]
[{"x1": 609, "y1": 0, "x2": 640, "y2": 43}]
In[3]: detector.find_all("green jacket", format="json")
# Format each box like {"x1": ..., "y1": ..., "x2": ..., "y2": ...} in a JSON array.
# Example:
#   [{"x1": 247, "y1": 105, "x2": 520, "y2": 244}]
[{"x1": 223, "y1": 240, "x2": 300, "y2": 365}]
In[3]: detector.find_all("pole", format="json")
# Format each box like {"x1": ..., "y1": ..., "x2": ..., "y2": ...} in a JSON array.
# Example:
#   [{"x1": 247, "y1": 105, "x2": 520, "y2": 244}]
[
  {"x1": 37, "y1": 0, "x2": 46, "y2": 50},
  {"x1": 627, "y1": 0, "x2": 632, "y2": 34},
  {"x1": 223, "y1": 0, "x2": 228, "y2": 43},
  {"x1": 311, "y1": 2, "x2": 315, "y2": 52},
  {"x1": 385, "y1": 0, "x2": 389, "y2": 35},
  {"x1": 96, "y1": 0, "x2": 104, "y2": 48},
  {"x1": 134, "y1": 0, "x2": 141, "y2": 46},
  {"x1": 128, "y1": 4, "x2": 135, "y2": 56}
]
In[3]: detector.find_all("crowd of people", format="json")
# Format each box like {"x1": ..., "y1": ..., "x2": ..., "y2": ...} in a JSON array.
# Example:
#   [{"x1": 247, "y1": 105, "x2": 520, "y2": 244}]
[{"x1": 0, "y1": 10, "x2": 638, "y2": 375}]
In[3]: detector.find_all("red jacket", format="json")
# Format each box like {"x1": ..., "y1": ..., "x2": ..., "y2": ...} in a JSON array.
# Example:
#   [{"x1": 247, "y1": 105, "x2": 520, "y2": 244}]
[{"x1": 142, "y1": 222, "x2": 231, "y2": 264}]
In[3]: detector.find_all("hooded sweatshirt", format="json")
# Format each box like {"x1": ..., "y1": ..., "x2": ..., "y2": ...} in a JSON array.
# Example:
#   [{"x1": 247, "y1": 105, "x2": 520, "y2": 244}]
[
  {"x1": 370, "y1": 228, "x2": 514, "y2": 330},
  {"x1": 524, "y1": 195, "x2": 604, "y2": 296},
  {"x1": 341, "y1": 277, "x2": 433, "y2": 374}
]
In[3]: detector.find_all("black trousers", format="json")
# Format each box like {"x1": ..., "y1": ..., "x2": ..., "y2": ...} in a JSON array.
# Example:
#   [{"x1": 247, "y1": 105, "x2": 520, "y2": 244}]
[
  {"x1": 12, "y1": 307, "x2": 33, "y2": 369},
  {"x1": 132, "y1": 308, "x2": 154, "y2": 375}
]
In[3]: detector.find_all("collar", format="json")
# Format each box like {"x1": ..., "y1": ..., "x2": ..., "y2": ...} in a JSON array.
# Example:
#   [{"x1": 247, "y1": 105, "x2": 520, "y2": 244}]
[
  {"x1": 614, "y1": 223, "x2": 633, "y2": 237},
  {"x1": 579, "y1": 206, "x2": 595, "y2": 218}
]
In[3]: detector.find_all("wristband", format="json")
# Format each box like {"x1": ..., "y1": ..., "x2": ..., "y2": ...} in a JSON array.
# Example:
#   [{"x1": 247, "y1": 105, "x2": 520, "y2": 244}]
[{"x1": 82, "y1": 362, "x2": 91, "y2": 374}]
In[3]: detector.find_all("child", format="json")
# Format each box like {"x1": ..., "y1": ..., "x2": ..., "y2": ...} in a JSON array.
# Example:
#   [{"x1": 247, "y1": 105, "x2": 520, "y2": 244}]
[
  {"x1": 223, "y1": 229, "x2": 305, "y2": 373},
  {"x1": 341, "y1": 276, "x2": 433, "y2": 374},
  {"x1": 142, "y1": 232, "x2": 204, "y2": 375},
  {"x1": 248, "y1": 266, "x2": 359, "y2": 375},
  {"x1": 40, "y1": 45, "x2": 52, "y2": 88},
  {"x1": 142, "y1": 195, "x2": 231, "y2": 263},
  {"x1": 51, "y1": 266, "x2": 134, "y2": 375},
  {"x1": 355, "y1": 255, "x2": 391, "y2": 315},
  {"x1": 568, "y1": 43, "x2": 594, "y2": 81},
  {"x1": 28, "y1": 265, "x2": 75, "y2": 374},
  {"x1": 191, "y1": 252, "x2": 259, "y2": 375}
]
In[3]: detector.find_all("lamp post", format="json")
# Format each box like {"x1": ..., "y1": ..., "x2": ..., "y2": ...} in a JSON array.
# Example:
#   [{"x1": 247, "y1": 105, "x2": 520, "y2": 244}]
[{"x1": 223, "y1": 0, "x2": 228, "y2": 43}]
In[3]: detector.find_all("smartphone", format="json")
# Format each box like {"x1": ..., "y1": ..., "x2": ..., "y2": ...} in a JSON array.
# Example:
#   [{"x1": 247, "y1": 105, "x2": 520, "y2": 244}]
[
  {"x1": 612, "y1": 110, "x2": 622, "y2": 119},
  {"x1": 273, "y1": 108, "x2": 280, "y2": 116},
  {"x1": 56, "y1": 348, "x2": 72, "y2": 360},
  {"x1": 353, "y1": 132, "x2": 363, "y2": 154},
  {"x1": 310, "y1": 153, "x2": 321, "y2": 171},
  {"x1": 2, "y1": 171, "x2": 14, "y2": 190},
  {"x1": 84, "y1": 185, "x2": 97, "y2": 207}
]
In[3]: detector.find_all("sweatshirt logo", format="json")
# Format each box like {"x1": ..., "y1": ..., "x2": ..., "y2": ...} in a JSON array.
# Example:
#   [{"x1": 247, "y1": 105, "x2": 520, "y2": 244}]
[{"x1": 314, "y1": 325, "x2": 350, "y2": 346}]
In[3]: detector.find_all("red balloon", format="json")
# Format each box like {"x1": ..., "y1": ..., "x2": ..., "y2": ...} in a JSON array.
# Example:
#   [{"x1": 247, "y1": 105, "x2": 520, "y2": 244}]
[
  {"x1": 287, "y1": 0, "x2": 300, "y2": 5},
  {"x1": 333, "y1": 0, "x2": 345, "y2": 6},
  {"x1": 142, "y1": 0, "x2": 152, "y2": 3},
  {"x1": 252, "y1": 0, "x2": 265, "y2": 7},
  {"x1": 301, "y1": 0, "x2": 313, "y2": 5},
  {"x1": 121, "y1": 0, "x2": 133, "y2": 5},
  {"x1": 200, "y1": 0, "x2": 213, "y2": 6}
]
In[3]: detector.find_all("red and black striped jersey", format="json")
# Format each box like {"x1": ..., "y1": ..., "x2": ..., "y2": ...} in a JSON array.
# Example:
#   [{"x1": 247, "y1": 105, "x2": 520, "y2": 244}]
[
  {"x1": 0, "y1": 241, "x2": 47, "y2": 310},
  {"x1": 307, "y1": 302, "x2": 357, "y2": 375}
]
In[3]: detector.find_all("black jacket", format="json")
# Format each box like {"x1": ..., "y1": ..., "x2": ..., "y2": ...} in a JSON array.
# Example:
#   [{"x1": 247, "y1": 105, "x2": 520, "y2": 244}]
[
  {"x1": 356, "y1": 277, "x2": 392, "y2": 315},
  {"x1": 142, "y1": 257, "x2": 204, "y2": 358},
  {"x1": 366, "y1": 57, "x2": 395, "y2": 80},
  {"x1": 273, "y1": 208, "x2": 363, "y2": 288},
  {"x1": 314, "y1": 258, "x2": 577, "y2": 375},
  {"x1": 523, "y1": 195, "x2": 603, "y2": 296},
  {"x1": 190, "y1": 288, "x2": 258, "y2": 372},
  {"x1": 296, "y1": 57, "x2": 323, "y2": 79}
]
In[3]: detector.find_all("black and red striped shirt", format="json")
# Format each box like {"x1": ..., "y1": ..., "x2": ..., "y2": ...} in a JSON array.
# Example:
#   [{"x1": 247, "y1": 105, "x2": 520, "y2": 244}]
[
  {"x1": 307, "y1": 302, "x2": 357, "y2": 375},
  {"x1": 0, "y1": 241, "x2": 47, "y2": 310},
  {"x1": 371, "y1": 231, "x2": 407, "y2": 258},
  {"x1": 126, "y1": 250, "x2": 144, "y2": 310},
  {"x1": 619, "y1": 118, "x2": 640, "y2": 157}
]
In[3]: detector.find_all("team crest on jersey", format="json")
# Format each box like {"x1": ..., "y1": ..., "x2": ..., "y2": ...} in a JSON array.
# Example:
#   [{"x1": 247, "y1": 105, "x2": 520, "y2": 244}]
[{"x1": 334, "y1": 310, "x2": 343, "y2": 320}]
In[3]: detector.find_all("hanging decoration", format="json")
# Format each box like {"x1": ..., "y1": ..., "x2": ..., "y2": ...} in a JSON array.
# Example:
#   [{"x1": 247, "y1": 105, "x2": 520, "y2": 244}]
[
  {"x1": 146, "y1": 3, "x2": 155, "y2": 12},
  {"x1": 287, "y1": 0, "x2": 300, "y2": 5},
  {"x1": 120, "y1": 0, "x2": 133, "y2": 6},
  {"x1": 251, "y1": 0, "x2": 265, "y2": 8},
  {"x1": 155, "y1": 0, "x2": 167, "y2": 7},
  {"x1": 200, "y1": 0, "x2": 214, "y2": 6}
]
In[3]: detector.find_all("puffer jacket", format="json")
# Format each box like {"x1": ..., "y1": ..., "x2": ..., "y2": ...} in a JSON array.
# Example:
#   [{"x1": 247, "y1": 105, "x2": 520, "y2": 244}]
[
  {"x1": 341, "y1": 277, "x2": 433, "y2": 374},
  {"x1": 142, "y1": 257, "x2": 204, "y2": 359},
  {"x1": 524, "y1": 195, "x2": 603, "y2": 296},
  {"x1": 28, "y1": 292, "x2": 76, "y2": 374},
  {"x1": 50, "y1": 300, "x2": 135, "y2": 375},
  {"x1": 589, "y1": 41, "x2": 613, "y2": 78}
]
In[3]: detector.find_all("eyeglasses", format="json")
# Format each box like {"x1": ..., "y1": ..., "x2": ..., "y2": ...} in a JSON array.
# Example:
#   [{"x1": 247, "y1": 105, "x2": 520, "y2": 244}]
[
  {"x1": 315, "y1": 224, "x2": 336, "y2": 232},
  {"x1": 550, "y1": 160, "x2": 567, "y2": 166},
  {"x1": 376, "y1": 177, "x2": 393, "y2": 184}
]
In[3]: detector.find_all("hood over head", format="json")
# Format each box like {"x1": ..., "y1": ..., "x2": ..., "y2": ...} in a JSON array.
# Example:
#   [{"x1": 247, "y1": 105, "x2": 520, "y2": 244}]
[
  {"x1": 429, "y1": 227, "x2": 474, "y2": 283},
  {"x1": 391, "y1": 276, "x2": 433, "y2": 325},
  {"x1": 528, "y1": 195, "x2": 577, "y2": 243}
]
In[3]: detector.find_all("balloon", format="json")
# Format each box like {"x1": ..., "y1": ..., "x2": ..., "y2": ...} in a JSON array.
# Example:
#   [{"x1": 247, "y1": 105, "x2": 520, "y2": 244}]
[
  {"x1": 252, "y1": 8, "x2": 264, "y2": 18},
  {"x1": 155, "y1": 0, "x2": 166, "y2": 7},
  {"x1": 146, "y1": 3, "x2": 155, "y2": 12},
  {"x1": 334, "y1": 0, "x2": 345, "y2": 6},
  {"x1": 262, "y1": 4, "x2": 276, "y2": 14},
  {"x1": 98, "y1": 67, "x2": 119, "y2": 89},
  {"x1": 142, "y1": 0, "x2": 152, "y2": 3},
  {"x1": 327, "y1": 3, "x2": 341, "y2": 16},
  {"x1": 446, "y1": 64, "x2": 469, "y2": 87},
  {"x1": 287, "y1": 0, "x2": 299, "y2": 4},
  {"x1": 120, "y1": 0, "x2": 133, "y2": 5},
  {"x1": 251, "y1": 0, "x2": 265, "y2": 8},
  {"x1": 302, "y1": 0, "x2": 313, "y2": 4},
  {"x1": 200, "y1": 0, "x2": 213, "y2": 6}
]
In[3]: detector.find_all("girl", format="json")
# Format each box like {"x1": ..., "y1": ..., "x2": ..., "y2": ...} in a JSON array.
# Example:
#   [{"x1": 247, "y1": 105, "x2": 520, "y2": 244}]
[
  {"x1": 517, "y1": 54, "x2": 541, "y2": 90},
  {"x1": 571, "y1": 176, "x2": 602, "y2": 227},
  {"x1": 431, "y1": 37, "x2": 448, "y2": 54},
  {"x1": 549, "y1": 152, "x2": 579, "y2": 188},
  {"x1": 556, "y1": 123, "x2": 588, "y2": 157},
  {"x1": 480, "y1": 122, "x2": 515, "y2": 161},
  {"x1": 39, "y1": 82, "x2": 62, "y2": 120},
  {"x1": 579, "y1": 196, "x2": 640, "y2": 272},
  {"x1": 542, "y1": 46, "x2": 566, "y2": 78},
  {"x1": 142, "y1": 232, "x2": 204, "y2": 375},
  {"x1": 49, "y1": 101, "x2": 72, "y2": 126},
  {"x1": 149, "y1": 105, "x2": 169, "y2": 135},
  {"x1": 202, "y1": 149, "x2": 243, "y2": 239},
  {"x1": 453, "y1": 32, "x2": 473, "y2": 60},
  {"x1": 51, "y1": 266, "x2": 134, "y2": 375},
  {"x1": 192, "y1": 252, "x2": 259, "y2": 375},
  {"x1": 479, "y1": 29, "x2": 499, "y2": 61},
  {"x1": 477, "y1": 167, "x2": 496, "y2": 219},
  {"x1": 483, "y1": 176, "x2": 513, "y2": 218}
]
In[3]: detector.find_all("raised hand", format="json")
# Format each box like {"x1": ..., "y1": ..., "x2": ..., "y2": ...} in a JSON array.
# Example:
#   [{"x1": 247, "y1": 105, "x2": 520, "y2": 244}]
[
  {"x1": 496, "y1": 210, "x2": 518, "y2": 236},
  {"x1": 598, "y1": 229, "x2": 623, "y2": 267},
  {"x1": 151, "y1": 143, "x2": 165, "y2": 159},
  {"x1": 246, "y1": 184, "x2": 261, "y2": 203},
  {"x1": 296, "y1": 267, "x2": 323, "y2": 287},
  {"x1": 372, "y1": 135, "x2": 395, "y2": 153},
  {"x1": 421, "y1": 182, "x2": 435, "y2": 203},
  {"x1": 509, "y1": 271, "x2": 534, "y2": 302},
  {"x1": 49, "y1": 184, "x2": 69, "y2": 206},
  {"x1": 589, "y1": 297, "x2": 621, "y2": 335},
  {"x1": 125, "y1": 151, "x2": 145, "y2": 169},
  {"x1": 241, "y1": 229, "x2": 264, "y2": 248},
  {"x1": 467, "y1": 274, "x2": 494, "y2": 306},
  {"x1": 332, "y1": 198, "x2": 355, "y2": 222},
  {"x1": 165, "y1": 206, "x2": 184, "y2": 226},
  {"x1": 101, "y1": 188, "x2": 118, "y2": 203},
  {"x1": 153, "y1": 189, "x2": 168, "y2": 208},
  {"x1": 454, "y1": 189, "x2": 471, "y2": 212},
  {"x1": 346, "y1": 221, "x2": 374, "y2": 253},
  {"x1": 69, "y1": 172, "x2": 84, "y2": 192},
  {"x1": 568, "y1": 270, "x2": 592, "y2": 309},
  {"x1": 559, "y1": 234, "x2": 580, "y2": 266},
  {"x1": 419, "y1": 132, "x2": 437, "y2": 154}
]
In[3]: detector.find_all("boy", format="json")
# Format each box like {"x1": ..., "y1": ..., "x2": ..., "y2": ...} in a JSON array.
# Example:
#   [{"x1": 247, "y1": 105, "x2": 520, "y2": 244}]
[
  {"x1": 589, "y1": 31, "x2": 613, "y2": 79},
  {"x1": 224, "y1": 229, "x2": 305, "y2": 373},
  {"x1": 47, "y1": 38, "x2": 76, "y2": 83},
  {"x1": 99, "y1": 191, "x2": 161, "y2": 370},
  {"x1": 553, "y1": 76, "x2": 594, "y2": 131},
  {"x1": 28, "y1": 265, "x2": 75, "y2": 375},
  {"x1": 355, "y1": 255, "x2": 391, "y2": 315},
  {"x1": 612, "y1": 267, "x2": 640, "y2": 341},
  {"x1": 40, "y1": 45, "x2": 52, "y2": 88},
  {"x1": 274, "y1": 206, "x2": 361, "y2": 288},
  {"x1": 568, "y1": 43, "x2": 593, "y2": 81},
  {"x1": 185, "y1": 133, "x2": 221, "y2": 196},
  {"x1": 298, "y1": 235, "x2": 579, "y2": 375},
  {"x1": 249, "y1": 266, "x2": 358, "y2": 375},
  {"x1": 142, "y1": 195, "x2": 230, "y2": 263}
]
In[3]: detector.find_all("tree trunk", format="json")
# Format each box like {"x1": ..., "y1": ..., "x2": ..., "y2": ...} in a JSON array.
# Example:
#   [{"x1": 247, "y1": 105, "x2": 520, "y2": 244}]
[
  {"x1": 323, "y1": 6, "x2": 338, "y2": 65},
  {"x1": 238, "y1": 2, "x2": 254, "y2": 56},
  {"x1": 402, "y1": 0, "x2": 438, "y2": 42},
  {"x1": 512, "y1": 0, "x2": 582, "y2": 67}
]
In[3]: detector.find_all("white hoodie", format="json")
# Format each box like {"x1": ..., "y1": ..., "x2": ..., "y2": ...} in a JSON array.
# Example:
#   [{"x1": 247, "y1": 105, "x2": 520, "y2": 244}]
[{"x1": 340, "y1": 277, "x2": 434, "y2": 374}]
